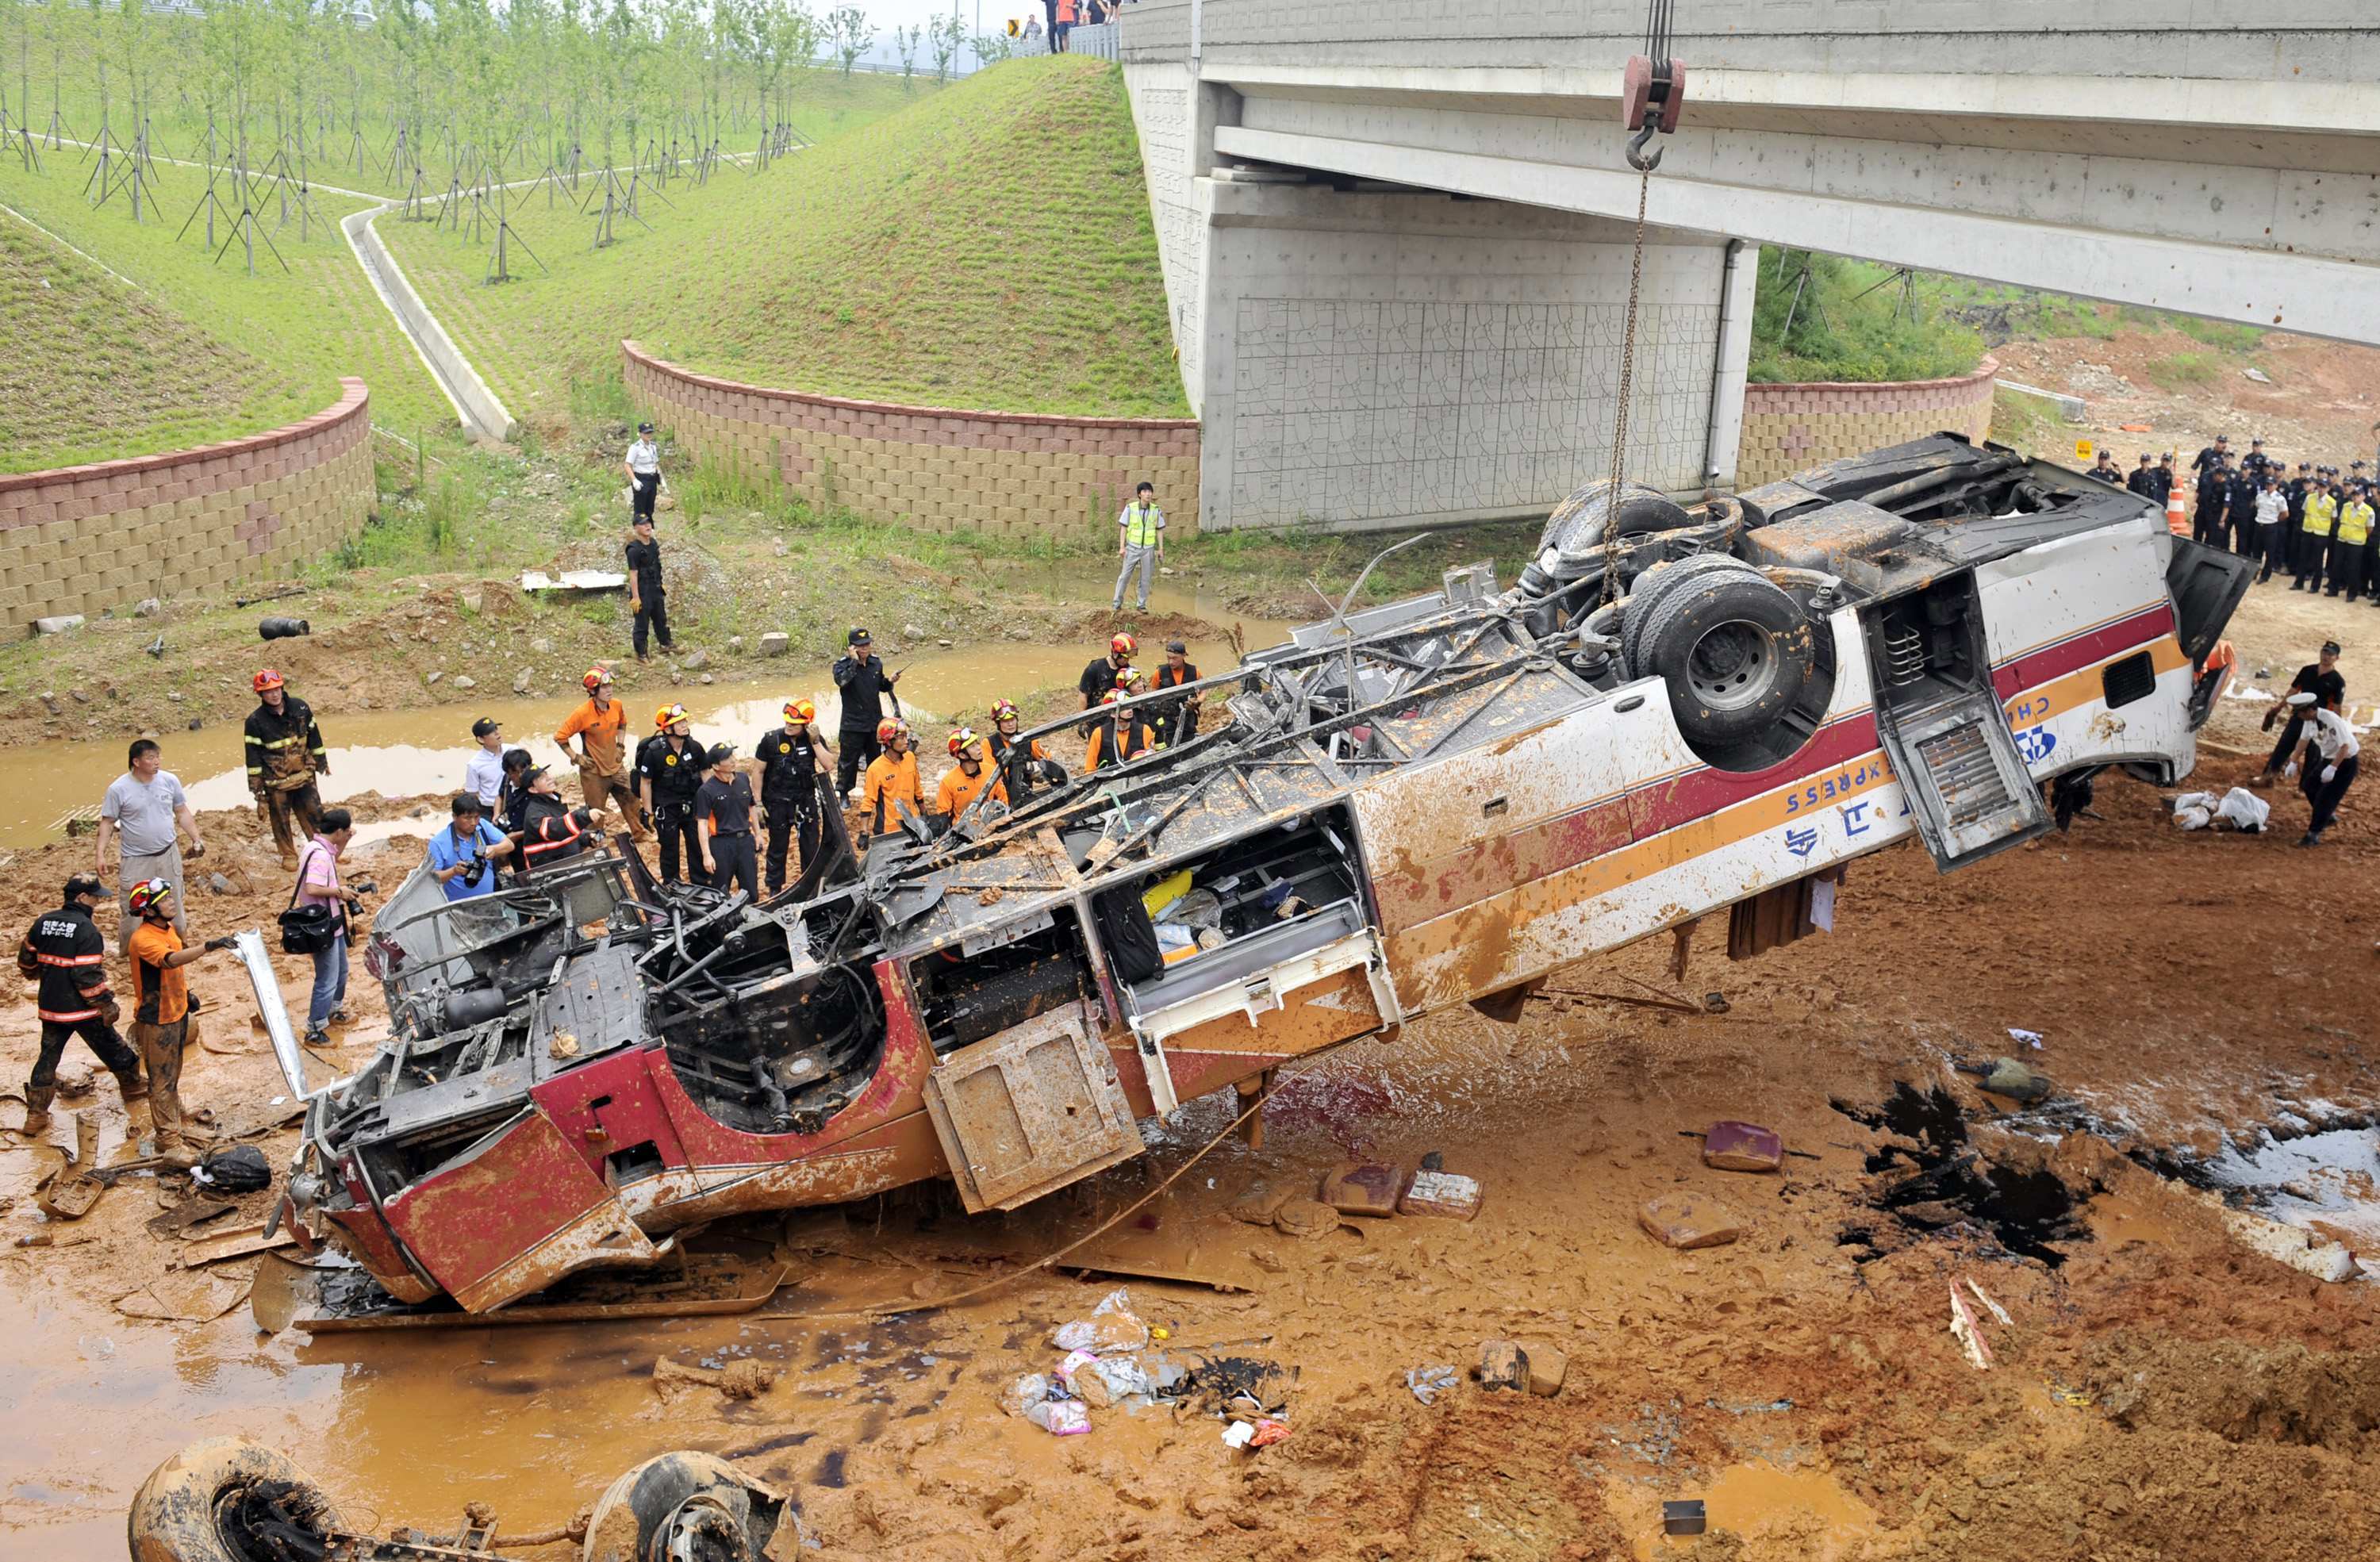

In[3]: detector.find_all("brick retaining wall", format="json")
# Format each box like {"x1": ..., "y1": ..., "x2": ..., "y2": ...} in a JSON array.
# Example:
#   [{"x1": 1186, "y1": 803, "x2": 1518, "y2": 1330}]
[
  {"x1": 0, "y1": 379, "x2": 375, "y2": 635},
  {"x1": 623, "y1": 342, "x2": 1201, "y2": 540},
  {"x1": 1737, "y1": 356, "x2": 1998, "y2": 485}
]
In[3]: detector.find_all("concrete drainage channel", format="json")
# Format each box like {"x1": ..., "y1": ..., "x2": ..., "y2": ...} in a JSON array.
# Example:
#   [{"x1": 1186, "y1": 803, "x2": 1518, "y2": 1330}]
[{"x1": 340, "y1": 201, "x2": 515, "y2": 443}]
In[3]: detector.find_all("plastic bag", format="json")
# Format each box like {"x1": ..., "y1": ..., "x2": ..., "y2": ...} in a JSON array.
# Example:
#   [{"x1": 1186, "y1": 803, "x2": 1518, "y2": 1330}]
[
  {"x1": 2174, "y1": 805, "x2": 2212, "y2": 831},
  {"x1": 1048, "y1": 1288, "x2": 1150, "y2": 1353},
  {"x1": 1000, "y1": 1372, "x2": 1057, "y2": 1418},
  {"x1": 192, "y1": 1144, "x2": 272, "y2": 1192},
  {"x1": 1025, "y1": 1399, "x2": 1091, "y2": 1435}
]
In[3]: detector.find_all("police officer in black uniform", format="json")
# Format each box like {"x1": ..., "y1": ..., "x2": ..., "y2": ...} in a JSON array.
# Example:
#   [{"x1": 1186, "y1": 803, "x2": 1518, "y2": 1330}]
[
  {"x1": 15, "y1": 874, "x2": 144, "y2": 1137},
  {"x1": 2125, "y1": 453, "x2": 2157, "y2": 499},
  {"x1": 754, "y1": 699, "x2": 828, "y2": 896},
  {"x1": 2242, "y1": 436, "x2": 2273, "y2": 483},
  {"x1": 2193, "y1": 455, "x2": 2229, "y2": 547},
  {"x1": 2190, "y1": 434, "x2": 2229, "y2": 478},
  {"x1": 635, "y1": 704, "x2": 706, "y2": 884},
  {"x1": 696, "y1": 744, "x2": 761, "y2": 898},
  {"x1": 2225, "y1": 459, "x2": 2261, "y2": 559},
  {"x1": 626, "y1": 514, "x2": 672, "y2": 661},
  {"x1": 831, "y1": 628, "x2": 900, "y2": 801}
]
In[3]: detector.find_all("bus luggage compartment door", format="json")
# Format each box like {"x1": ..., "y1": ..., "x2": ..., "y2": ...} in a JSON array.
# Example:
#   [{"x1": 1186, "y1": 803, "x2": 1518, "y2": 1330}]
[{"x1": 922, "y1": 1000, "x2": 1145, "y2": 1214}]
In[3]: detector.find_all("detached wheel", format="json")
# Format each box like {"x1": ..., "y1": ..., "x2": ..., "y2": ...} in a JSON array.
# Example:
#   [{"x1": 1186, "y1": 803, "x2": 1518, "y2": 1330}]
[
  {"x1": 582, "y1": 1451, "x2": 784, "y2": 1562},
  {"x1": 127, "y1": 1439, "x2": 340, "y2": 1562},
  {"x1": 1635, "y1": 566, "x2": 1817, "y2": 746}
]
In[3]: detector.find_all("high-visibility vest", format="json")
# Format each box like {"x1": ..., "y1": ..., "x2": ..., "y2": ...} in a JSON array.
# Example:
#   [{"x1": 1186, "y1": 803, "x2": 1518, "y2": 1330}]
[
  {"x1": 2304, "y1": 492, "x2": 2338, "y2": 536},
  {"x1": 1119, "y1": 502, "x2": 1163, "y2": 549},
  {"x1": 2339, "y1": 501, "x2": 2374, "y2": 547}
]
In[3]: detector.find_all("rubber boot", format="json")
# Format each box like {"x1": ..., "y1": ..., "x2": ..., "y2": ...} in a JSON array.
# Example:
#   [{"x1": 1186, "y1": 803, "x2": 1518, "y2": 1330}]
[
  {"x1": 19, "y1": 1083, "x2": 54, "y2": 1138},
  {"x1": 112, "y1": 1062, "x2": 150, "y2": 1108}
]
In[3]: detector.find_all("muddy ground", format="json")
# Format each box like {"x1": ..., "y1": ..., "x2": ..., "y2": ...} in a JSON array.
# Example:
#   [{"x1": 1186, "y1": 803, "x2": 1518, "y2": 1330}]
[{"x1": 1, "y1": 584, "x2": 2375, "y2": 1562}]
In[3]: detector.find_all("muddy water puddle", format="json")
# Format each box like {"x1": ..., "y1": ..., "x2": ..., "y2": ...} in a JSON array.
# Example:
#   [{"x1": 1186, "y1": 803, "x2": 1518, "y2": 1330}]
[
  {"x1": 1618, "y1": 1460, "x2": 1883, "y2": 1559},
  {"x1": 0, "y1": 1251, "x2": 996, "y2": 1559},
  {"x1": 0, "y1": 619, "x2": 1286, "y2": 849}
]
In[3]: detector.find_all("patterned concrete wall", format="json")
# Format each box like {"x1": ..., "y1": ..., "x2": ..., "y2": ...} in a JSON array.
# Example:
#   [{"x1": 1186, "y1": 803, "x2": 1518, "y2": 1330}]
[
  {"x1": 0, "y1": 379, "x2": 374, "y2": 636},
  {"x1": 622, "y1": 343, "x2": 1202, "y2": 539},
  {"x1": 1737, "y1": 357, "x2": 1998, "y2": 485},
  {"x1": 1197, "y1": 190, "x2": 1726, "y2": 532},
  {"x1": 1121, "y1": 59, "x2": 1206, "y2": 413}
]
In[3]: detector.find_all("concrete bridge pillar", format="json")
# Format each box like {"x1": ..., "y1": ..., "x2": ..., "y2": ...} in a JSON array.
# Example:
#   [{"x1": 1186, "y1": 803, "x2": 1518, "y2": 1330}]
[{"x1": 1127, "y1": 56, "x2": 1753, "y2": 533}]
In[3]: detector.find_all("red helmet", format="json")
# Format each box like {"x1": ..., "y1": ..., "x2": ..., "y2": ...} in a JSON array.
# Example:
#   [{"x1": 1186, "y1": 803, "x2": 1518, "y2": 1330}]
[
  {"x1": 253, "y1": 669, "x2": 284, "y2": 693},
  {"x1": 654, "y1": 702, "x2": 689, "y2": 730},
  {"x1": 947, "y1": 727, "x2": 981, "y2": 758},
  {"x1": 1110, "y1": 632, "x2": 1137, "y2": 659},
  {"x1": 128, "y1": 877, "x2": 173, "y2": 918},
  {"x1": 583, "y1": 666, "x2": 614, "y2": 691},
  {"x1": 784, "y1": 697, "x2": 816, "y2": 725},
  {"x1": 989, "y1": 699, "x2": 1019, "y2": 724},
  {"x1": 877, "y1": 717, "x2": 908, "y2": 744},
  {"x1": 1115, "y1": 665, "x2": 1145, "y2": 691}
]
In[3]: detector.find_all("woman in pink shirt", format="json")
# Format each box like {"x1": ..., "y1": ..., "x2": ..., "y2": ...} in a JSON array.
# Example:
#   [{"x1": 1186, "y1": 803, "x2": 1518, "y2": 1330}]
[{"x1": 295, "y1": 809, "x2": 363, "y2": 1046}]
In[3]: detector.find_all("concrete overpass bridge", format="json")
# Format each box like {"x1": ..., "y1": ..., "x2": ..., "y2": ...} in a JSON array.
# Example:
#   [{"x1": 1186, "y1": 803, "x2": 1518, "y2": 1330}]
[{"x1": 1114, "y1": 0, "x2": 2380, "y2": 532}]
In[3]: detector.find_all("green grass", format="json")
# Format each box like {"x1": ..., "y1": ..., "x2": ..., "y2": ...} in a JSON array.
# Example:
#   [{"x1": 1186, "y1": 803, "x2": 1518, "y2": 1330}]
[
  {"x1": 2144, "y1": 351, "x2": 2222, "y2": 391},
  {"x1": 381, "y1": 56, "x2": 1185, "y2": 420},
  {"x1": 1749, "y1": 249, "x2": 1987, "y2": 384},
  {"x1": 0, "y1": 154, "x2": 450, "y2": 436},
  {"x1": 0, "y1": 216, "x2": 321, "y2": 471},
  {"x1": 1988, "y1": 386, "x2": 2056, "y2": 457}
]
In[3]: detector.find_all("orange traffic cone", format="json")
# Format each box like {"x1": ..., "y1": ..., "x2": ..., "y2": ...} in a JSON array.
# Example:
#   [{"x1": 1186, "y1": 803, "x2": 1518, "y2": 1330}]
[{"x1": 2166, "y1": 482, "x2": 2188, "y2": 538}]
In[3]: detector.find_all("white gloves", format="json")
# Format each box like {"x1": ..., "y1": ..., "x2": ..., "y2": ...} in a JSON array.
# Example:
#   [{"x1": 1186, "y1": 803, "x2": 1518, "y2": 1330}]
[
  {"x1": 2322, "y1": 766, "x2": 2338, "y2": 785},
  {"x1": 2284, "y1": 762, "x2": 2299, "y2": 781}
]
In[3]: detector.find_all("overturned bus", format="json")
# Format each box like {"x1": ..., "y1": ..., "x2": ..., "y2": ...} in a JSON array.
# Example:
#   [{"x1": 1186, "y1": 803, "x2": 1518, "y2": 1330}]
[{"x1": 252, "y1": 435, "x2": 2250, "y2": 1313}]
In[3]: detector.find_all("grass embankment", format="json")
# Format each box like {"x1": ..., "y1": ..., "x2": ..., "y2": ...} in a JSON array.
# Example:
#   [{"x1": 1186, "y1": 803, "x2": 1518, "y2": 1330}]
[
  {"x1": 0, "y1": 217, "x2": 321, "y2": 472},
  {"x1": 0, "y1": 155, "x2": 450, "y2": 436},
  {"x1": 0, "y1": 413, "x2": 1541, "y2": 748},
  {"x1": 382, "y1": 56, "x2": 1184, "y2": 422},
  {"x1": 1749, "y1": 248, "x2": 1987, "y2": 384},
  {"x1": 40, "y1": 68, "x2": 937, "y2": 203}
]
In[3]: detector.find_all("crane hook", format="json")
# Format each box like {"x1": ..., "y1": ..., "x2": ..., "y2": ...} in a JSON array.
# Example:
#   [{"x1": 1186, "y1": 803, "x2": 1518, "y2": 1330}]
[{"x1": 1626, "y1": 121, "x2": 1664, "y2": 173}]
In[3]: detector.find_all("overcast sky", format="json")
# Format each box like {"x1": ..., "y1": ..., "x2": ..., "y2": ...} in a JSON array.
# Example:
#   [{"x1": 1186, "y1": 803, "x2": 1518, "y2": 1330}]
[{"x1": 842, "y1": 0, "x2": 1054, "y2": 62}]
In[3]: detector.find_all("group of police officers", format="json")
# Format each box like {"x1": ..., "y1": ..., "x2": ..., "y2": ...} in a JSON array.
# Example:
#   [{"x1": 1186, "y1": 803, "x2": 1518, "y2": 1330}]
[{"x1": 2091, "y1": 433, "x2": 2380, "y2": 600}]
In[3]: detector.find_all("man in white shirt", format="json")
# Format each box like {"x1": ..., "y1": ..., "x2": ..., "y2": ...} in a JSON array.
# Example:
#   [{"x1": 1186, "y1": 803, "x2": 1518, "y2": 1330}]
[
  {"x1": 464, "y1": 717, "x2": 508, "y2": 813},
  {"x1": 2288, "y1": 690, "x2": 2361, "y2": 847},
  {"x1": 624, "y1": 422, "x2": 662, "y2": 524},
  {"x1": 97, "y1": 738, "x2": 204, "y2": 953}
]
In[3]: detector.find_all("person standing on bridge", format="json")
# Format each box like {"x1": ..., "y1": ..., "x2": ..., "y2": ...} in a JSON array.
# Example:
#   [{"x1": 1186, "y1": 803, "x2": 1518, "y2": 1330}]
[
  {"x1": 624, "y1": 422, "x2": 662, "y2": 524},
  {"x1": 1112, "y1": 481, "x2": 1165, "y2": 612},
  {"x1": 97, "y1": 739, "x2": 205, "y2": 956},
  {"x1": 1054, "y1": 0, "x2": 1075, "y2": 52},
  {"x1": 626, "y1": 514, "x2": 673, "y2": 661},
  {"x1": 245, "y1": 669, "x2": 328, "y2": 873}
]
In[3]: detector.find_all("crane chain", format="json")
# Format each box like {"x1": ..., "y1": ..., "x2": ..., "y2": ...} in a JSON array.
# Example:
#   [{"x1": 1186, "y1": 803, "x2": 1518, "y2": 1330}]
[{"x1": 1599, "y1": 164, "x2": 1654, "y2": 605}]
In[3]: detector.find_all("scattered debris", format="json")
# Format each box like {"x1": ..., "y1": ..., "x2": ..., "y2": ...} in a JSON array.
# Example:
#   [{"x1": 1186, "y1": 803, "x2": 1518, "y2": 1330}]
[
  {"x1": 146, "y1": 1195, "x2": 238, "y2": 1241},
  {"x1": 1526, "y1": 1345, "x2": 1568, "y2": 1398},
  {"x1": 1663, "y1": 1500, "x2": 1707, "y2": 1537},
  {"x1": 1478, "y1": 1340, "x2": 1528, "y2": 1392},
  {"x1": 1405, "y1": 1364, "x2": 1459, "y2": 1406},
  {"x1": 1962, "y1": 1056, "x2": 2055, "y2": 1105},
  {"x1": 549, "y1": 1030, "x2": 582, "y2": 1062},
  {"x1": 1638, "y1": 1193, "x2": 1745, "y2": 1250},
  {"x1": 2007, "y1": 1027, "x2": 2045, "y2": 1050},
  {"x1": 1698, "y1": 1120, "x2": 1786, "y2": 1174},
  {"x1": 115, "y1": 1272, "x2": 252, "y2": 1323},
  {"x1": 1273, "y1": 1199, "x2": 1343, "y2": 1241},
  {"x1": 1398, "y1": 1169, "x2": 1484, "y2": 1220},
  {"x1": 519, "y1": 569, "x2": 626, "y2": 594},
  {"x1": 1048, "y1": 1288, "x2": 1150, "y2": 1353},
  {"x1": 1320, "y1": 1161, "x2": 1403, "y2": 1217},
  {"x1": 33, "y1": 613, "x2": 86, "y2": 635},
  {"x1": 181, "y1": 1226, "x2": 299, "y2": 1268},
  {"x1": 1948, "y1": 1281, "x2": 1995, "y2": 1369},
  {"x1": 653, "y1": 1357, "x2": 778, "y2": 1400},
  {"x1": 758, "y1": 631, "x2": 791, "y2": 657}
]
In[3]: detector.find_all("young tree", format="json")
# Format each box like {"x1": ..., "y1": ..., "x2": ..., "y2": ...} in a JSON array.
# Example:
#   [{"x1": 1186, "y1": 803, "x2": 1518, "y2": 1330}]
[
  {"x1": 826, "y1": 6, "x2": 872, "y2": 79},
  {"x1": 930, "y1": 11, "x2": 962, "y2": 83},
  {"x1": 892, "y1": 23, "x2": 918, "y2": 85}
]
